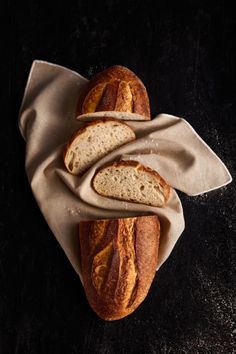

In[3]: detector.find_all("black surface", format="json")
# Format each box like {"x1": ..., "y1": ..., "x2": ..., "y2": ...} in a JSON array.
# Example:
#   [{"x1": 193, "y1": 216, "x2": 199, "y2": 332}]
[{"x1": 1, "y1": 1, "x2": 235, "y2": 353}]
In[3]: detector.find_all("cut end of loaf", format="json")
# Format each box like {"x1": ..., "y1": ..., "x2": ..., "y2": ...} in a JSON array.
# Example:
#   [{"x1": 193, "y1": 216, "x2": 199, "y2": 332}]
[
  {"x1": 77, "y1": 65, "x2": 151, "y2": 119},
  {"x1": 79, "y1": 215, "x2": 160, "y2": 321},
  {"x1": 92, "y1": 160, "x2": 170, "y2": 207},
  {"x1": 64, "y1": 118, "x2": 136, "y2": 175}
]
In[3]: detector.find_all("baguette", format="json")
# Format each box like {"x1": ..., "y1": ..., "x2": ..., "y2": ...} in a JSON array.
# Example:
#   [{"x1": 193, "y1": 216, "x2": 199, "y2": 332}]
[{"x1": 79, "y1": 215, "x2": 160, "y2": 320}]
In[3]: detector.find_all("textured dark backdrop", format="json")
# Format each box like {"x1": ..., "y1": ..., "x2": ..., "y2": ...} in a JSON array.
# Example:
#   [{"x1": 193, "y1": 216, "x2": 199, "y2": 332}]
[{"x1": 1, "y1": 1, "x2": 235, "y2": 353}]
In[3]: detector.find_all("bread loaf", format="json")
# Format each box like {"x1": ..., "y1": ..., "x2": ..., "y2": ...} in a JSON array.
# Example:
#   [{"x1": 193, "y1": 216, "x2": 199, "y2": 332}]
[
  {"x1": 92, "y1": 160, "x2": 170, "y2": 207},
  {"x1": 79, "y1": 215, "x2": 160, "y2": 320},
  {"x1": 77, "y1": 65, "x2": 151, "y2": 120},
  {"x1": 64, "y1": 118, "x2": 135, "y2": 175}
]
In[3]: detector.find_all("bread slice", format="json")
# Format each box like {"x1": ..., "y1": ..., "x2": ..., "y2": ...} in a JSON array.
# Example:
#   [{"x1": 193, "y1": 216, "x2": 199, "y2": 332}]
[
  {"x1": 64, "y1": 118, "x2": 136, "y2": 175},
  {"x1": 92, "y1": 160, "x2": 170, "y2": 207}
]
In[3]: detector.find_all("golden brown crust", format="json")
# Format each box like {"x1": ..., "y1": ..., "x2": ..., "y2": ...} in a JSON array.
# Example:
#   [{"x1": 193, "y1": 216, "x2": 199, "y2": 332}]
[
  {"x1": 92, "y1": 160, "x2": 170, "y2": 205},
  {"x1": 63, "y1": 119, "x2": 136, "y2": 174},
  {"x1": 81, "y1": 83, "x2": 107, "y2": 113},
  {"x1": 96, "y1": 80, "x2": 120, "y2": 111},
  {"x1": 79, "y1": 215, "x2": 160, "y2": 320},
  {"x1": 77, "y1": 65, "x2": 151, "y2": 120}
]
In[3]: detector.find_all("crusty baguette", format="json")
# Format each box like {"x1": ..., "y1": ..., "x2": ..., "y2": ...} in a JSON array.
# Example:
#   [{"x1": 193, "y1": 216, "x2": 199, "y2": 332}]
[
  {"x1": 77, "y1": 65, "x2": 151, "y2": 120},
  {"x1": 64, "y1": 118, "x2": 135, "y2": 175},
  {"x1": 79, "y1": 215, "x2": 160, "y2": 320},
  {"x1": 92, "y1": 160, "x2": 170, "y2": 207}
]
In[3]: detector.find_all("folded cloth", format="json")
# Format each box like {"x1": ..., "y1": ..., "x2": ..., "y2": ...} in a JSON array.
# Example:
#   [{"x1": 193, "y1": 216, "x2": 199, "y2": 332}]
[{"x1": 19, "y1": 61, "x2": 232, "y2": 283}]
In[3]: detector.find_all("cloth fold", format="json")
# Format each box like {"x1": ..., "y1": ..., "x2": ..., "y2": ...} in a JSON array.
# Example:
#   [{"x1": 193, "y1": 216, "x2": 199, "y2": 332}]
[{"x1": 19, "y1": 60, "x2": 232, "y2": 283}]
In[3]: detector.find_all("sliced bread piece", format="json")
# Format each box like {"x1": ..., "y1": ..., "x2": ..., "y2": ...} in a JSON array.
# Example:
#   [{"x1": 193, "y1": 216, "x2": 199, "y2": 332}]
[
  {"x1": 92, "y1": 160, "x2": 170, "y2": 207},
  {"x1": 64, "y1": 118, "x2": 135, "y2": 175}
]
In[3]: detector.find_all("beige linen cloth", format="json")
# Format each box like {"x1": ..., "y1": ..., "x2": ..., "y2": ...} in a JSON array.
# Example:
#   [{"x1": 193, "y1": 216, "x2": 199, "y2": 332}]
[{"x1": 19, "y1": 61, "x2": 232, "y2": 283}]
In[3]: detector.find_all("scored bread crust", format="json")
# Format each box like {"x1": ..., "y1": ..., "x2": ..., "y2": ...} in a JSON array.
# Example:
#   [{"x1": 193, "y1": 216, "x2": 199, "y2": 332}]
[
  {"x1": 63, "y1": 118, "x2": 136, "y2": 175},
  {"x1": 92, "y1": 160, "x2": 170, "y2": 206},
  {"x1": 77, "y1": 65, "x2": 151, "y2": 120},
  {"x1": 79, "y1": 215, "x2": 160, "y2": 320}
]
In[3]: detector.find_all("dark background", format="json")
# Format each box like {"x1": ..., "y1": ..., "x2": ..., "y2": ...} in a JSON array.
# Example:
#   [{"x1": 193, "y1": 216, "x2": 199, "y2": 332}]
[{"x1": 1, "y1": 1, "x2": 235, "y2": 353}]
